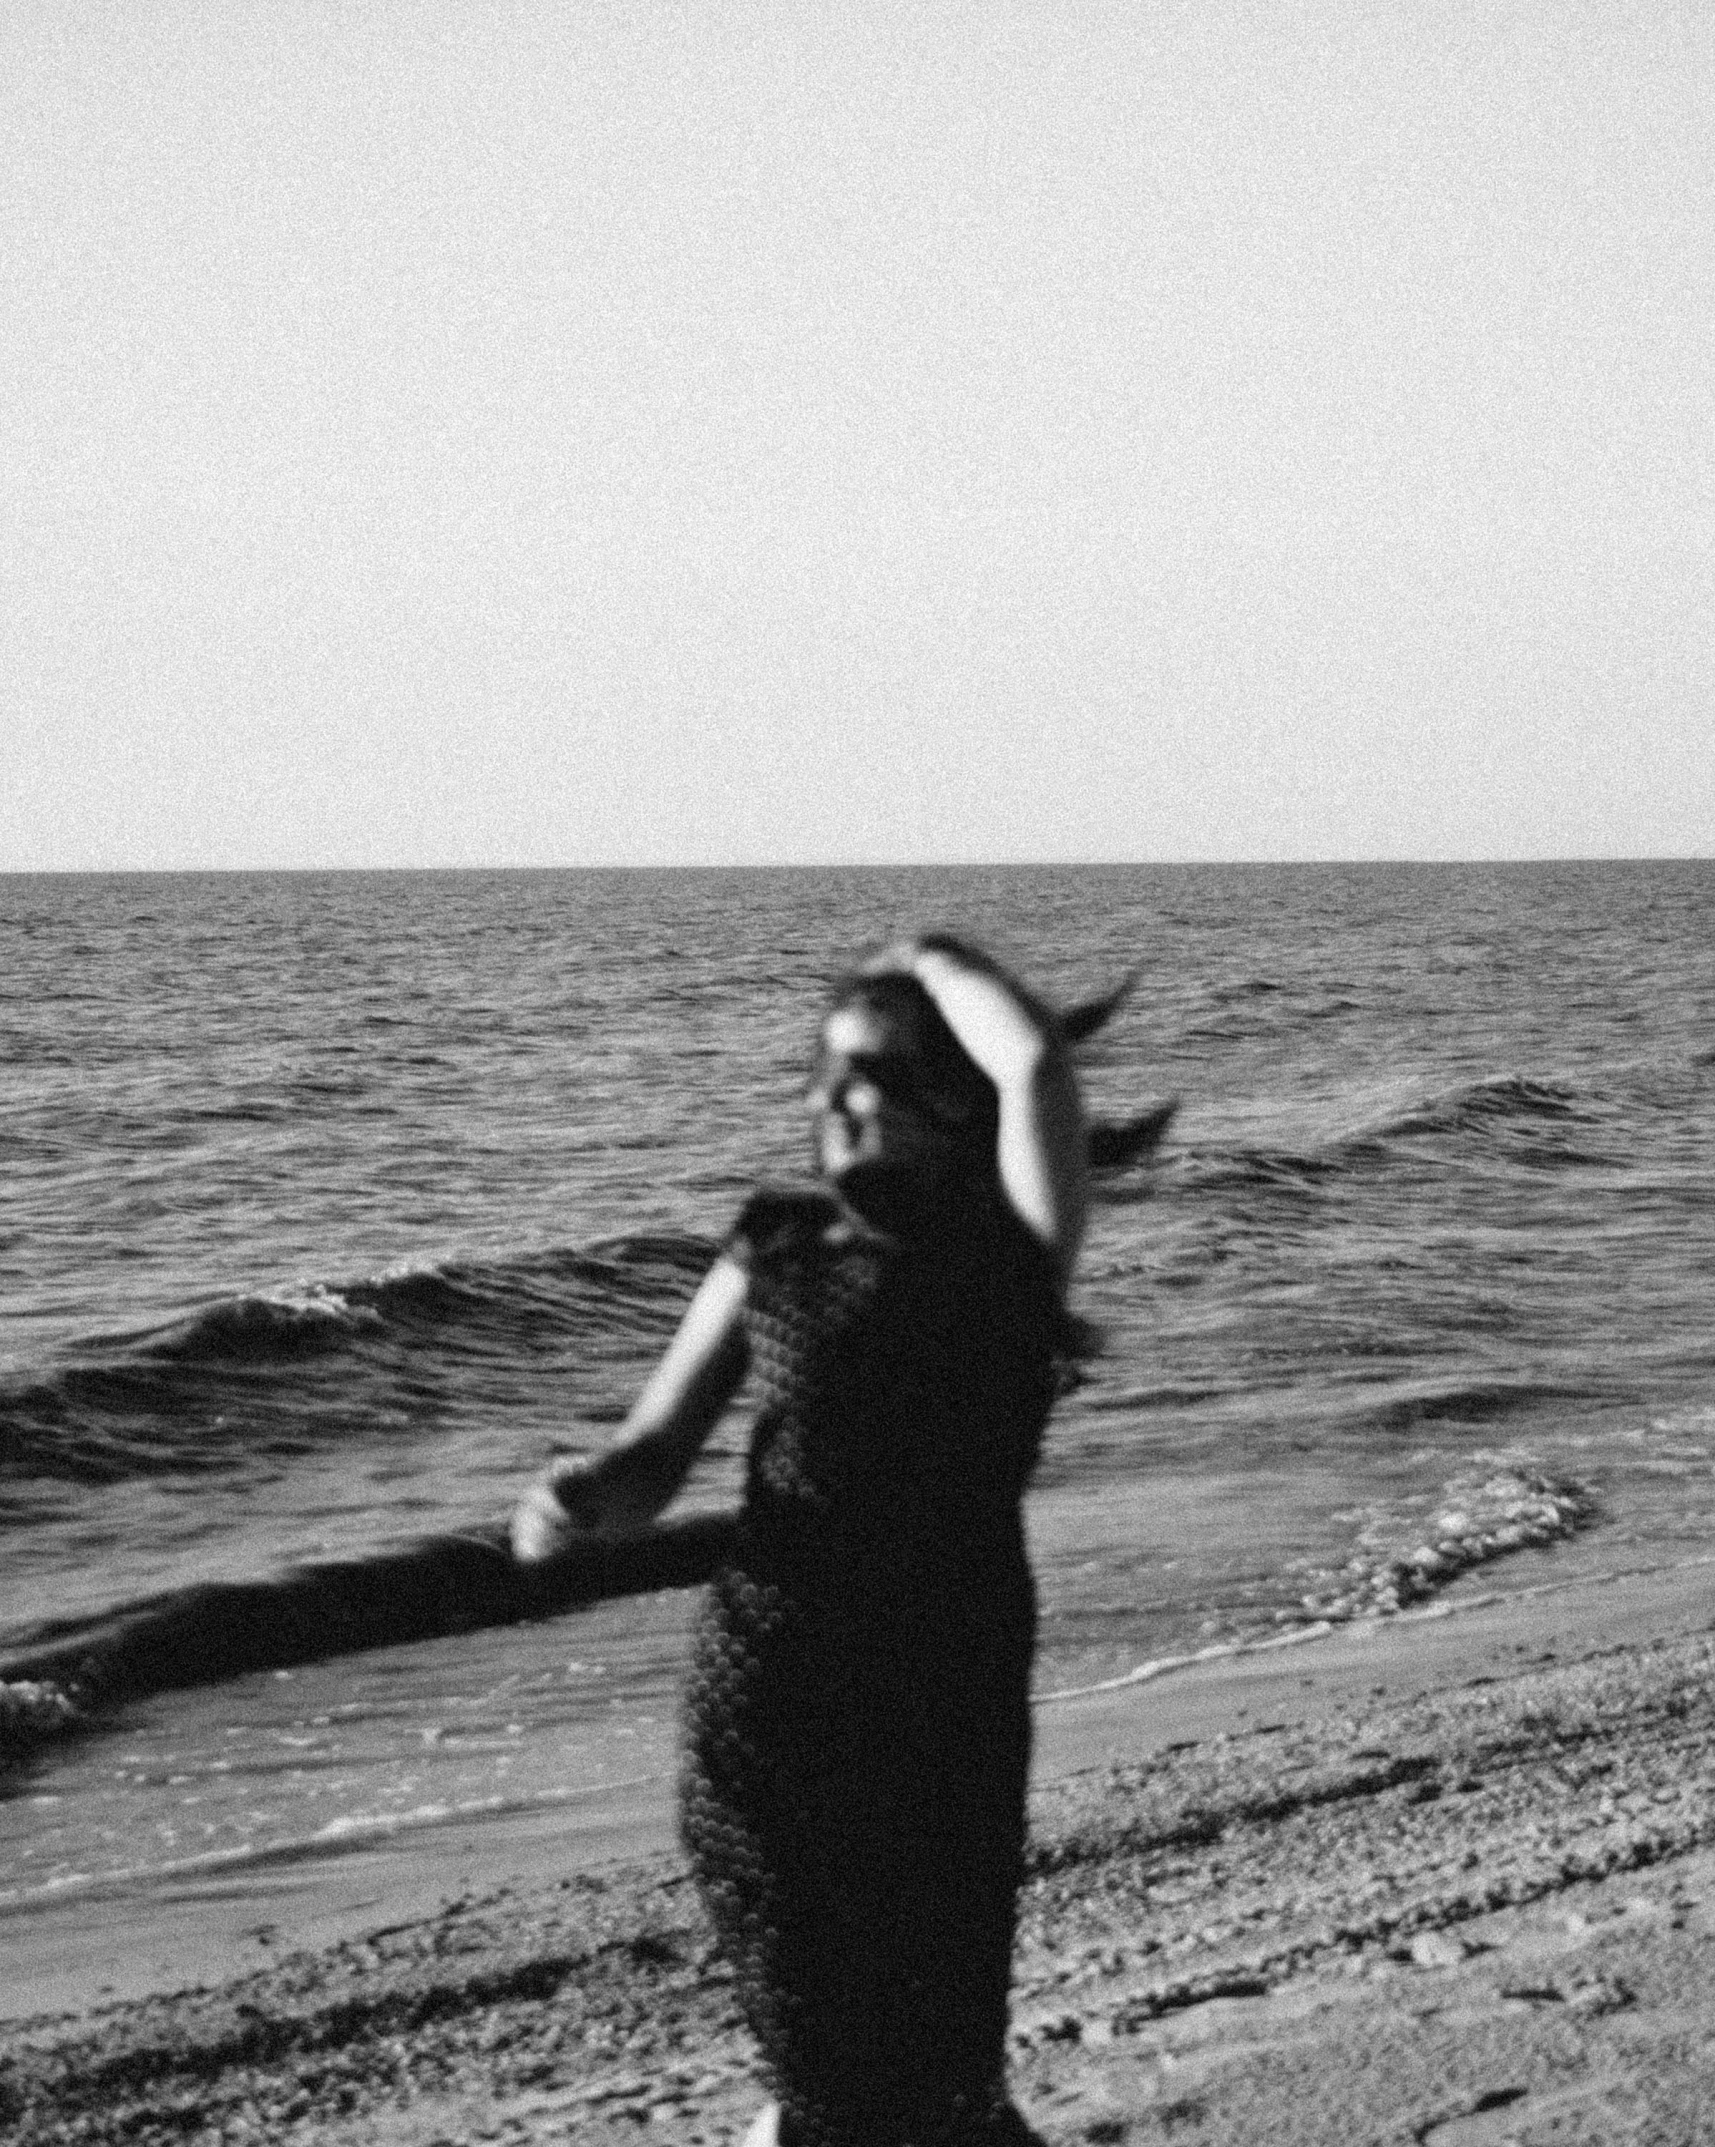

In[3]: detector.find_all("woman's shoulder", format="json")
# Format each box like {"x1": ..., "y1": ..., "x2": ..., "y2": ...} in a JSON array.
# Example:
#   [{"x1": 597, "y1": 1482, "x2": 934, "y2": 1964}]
[{"x1": 725, "y1": 1182, "x2": 846, "y2": 1266}]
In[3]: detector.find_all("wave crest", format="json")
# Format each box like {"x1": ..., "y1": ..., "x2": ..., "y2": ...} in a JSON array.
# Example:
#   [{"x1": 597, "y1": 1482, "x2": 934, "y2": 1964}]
[
  {"x1": 142, "y1": 1289, "x2": 384, "y2": 1362},
  {"x1": 1181, "y1": 1071, "x2": 1609, "y2": 1194},
  {"x1": 1, "y1": 1235, "x2": 717, "y2": 1487},
  {"x1": 1381, "y1": 1074, "x2": 1583, "y2": 1138}
]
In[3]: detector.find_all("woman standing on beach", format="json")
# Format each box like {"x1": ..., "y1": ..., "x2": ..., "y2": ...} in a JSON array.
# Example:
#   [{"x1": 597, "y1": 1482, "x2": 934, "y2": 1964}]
[{"x1": 512, "y1": 935, "x2": 1086, "y2": 2146}]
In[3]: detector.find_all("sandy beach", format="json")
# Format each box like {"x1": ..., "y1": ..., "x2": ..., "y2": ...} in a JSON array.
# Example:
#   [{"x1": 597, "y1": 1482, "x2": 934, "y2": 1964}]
[{"x1": 6, "y1": 1549, "x2": 1715, "y2": 2146}]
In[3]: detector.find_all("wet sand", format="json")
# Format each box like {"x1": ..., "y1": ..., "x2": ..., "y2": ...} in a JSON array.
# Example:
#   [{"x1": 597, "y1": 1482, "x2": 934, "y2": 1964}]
[{"x1": 5, "y1": 1549, "x2": 1715, "y2": 2144}]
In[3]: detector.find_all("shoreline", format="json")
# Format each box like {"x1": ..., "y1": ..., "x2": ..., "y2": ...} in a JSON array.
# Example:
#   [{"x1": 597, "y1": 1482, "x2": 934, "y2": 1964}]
[{"x1": 5, "y1": 1551, "x2": 1715, "y2": 2142}]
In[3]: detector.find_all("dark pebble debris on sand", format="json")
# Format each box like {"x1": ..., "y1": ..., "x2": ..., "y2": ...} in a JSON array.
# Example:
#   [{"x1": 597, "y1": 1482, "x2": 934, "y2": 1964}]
[{"x1": 10, "y1": 1630, "x2": 1715, "y2": 2144}]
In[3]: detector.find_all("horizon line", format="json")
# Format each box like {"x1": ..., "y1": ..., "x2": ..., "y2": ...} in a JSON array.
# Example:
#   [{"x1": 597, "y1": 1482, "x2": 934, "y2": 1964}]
[{"x1": 2, "y1": 854, "x2": 1711, "y2": 880}]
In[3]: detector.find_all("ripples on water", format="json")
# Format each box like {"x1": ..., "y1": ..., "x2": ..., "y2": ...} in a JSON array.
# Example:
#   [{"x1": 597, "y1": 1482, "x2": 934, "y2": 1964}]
[{"x1": 2, "y1": 863, "x2": 1713, "y2": 1901}]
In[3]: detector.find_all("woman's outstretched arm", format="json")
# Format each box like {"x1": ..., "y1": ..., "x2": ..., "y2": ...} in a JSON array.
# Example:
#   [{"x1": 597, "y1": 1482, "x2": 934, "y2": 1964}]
[
  {"x1": 881, "y1": 936, "x2": 1088, "y2": 1292},
  {"x1": 510, "y1": 1254, "x2": 749, "y2": 1562}
]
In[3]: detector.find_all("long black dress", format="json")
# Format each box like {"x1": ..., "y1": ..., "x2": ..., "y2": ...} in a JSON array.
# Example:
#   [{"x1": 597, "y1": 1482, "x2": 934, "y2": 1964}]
[{"x1": 679, "y1": 1182, "x2": 1059, "y2": 2146}]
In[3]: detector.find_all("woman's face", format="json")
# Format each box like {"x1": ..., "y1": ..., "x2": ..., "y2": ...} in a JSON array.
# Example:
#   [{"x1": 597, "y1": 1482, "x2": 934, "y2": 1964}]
[{"x1": 809, "y1": 1003, "x2": 961, "y2": 1194}]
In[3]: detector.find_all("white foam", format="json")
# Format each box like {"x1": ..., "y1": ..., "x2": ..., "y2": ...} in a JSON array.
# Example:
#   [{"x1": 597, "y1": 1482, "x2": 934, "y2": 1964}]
[
  {"x1": 0, "y1": 1680, "x2": 80, "y2": 1754},
  {"x1": 1282, "y1": 1463, "x2": 1592, "y2": 1624},
  {"x1": 1038, "y1": 1619, "x2": 1336, "y2": 1703}
]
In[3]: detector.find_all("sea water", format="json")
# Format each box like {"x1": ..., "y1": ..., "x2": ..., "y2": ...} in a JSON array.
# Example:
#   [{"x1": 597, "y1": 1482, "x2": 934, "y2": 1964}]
[{"x1": 3, "y1": 864, "x2": 1714, "y2": 1938}]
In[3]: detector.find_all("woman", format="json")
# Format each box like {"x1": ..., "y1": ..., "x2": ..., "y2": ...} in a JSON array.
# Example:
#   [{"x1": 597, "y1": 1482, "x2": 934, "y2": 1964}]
[{"x1": 512, "y1": 935, "x2": 1086, "y2": 2146}]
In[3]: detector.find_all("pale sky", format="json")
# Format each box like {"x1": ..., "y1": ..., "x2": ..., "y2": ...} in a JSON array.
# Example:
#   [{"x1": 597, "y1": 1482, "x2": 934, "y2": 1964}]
[{"x1": 3, "y1": 1, "x2": 1711, "y2": 869}]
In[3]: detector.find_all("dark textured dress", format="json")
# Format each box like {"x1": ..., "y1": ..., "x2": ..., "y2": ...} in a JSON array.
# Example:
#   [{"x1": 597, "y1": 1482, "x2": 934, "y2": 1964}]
[{"x1": 679, "y1": 1181, "x2": 1060, "y2": 2146}]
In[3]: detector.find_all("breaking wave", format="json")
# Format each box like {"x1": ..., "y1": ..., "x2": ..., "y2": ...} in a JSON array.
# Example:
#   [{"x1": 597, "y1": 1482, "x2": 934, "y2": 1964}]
[{"x1": 1280, "y1": 1464, "x2": 1595, "y2": 1625}]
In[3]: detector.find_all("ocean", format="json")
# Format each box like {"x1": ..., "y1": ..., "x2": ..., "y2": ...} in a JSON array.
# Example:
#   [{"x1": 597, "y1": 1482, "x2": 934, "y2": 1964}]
[{"x1": 3, "y1": 863, "x2": 1713, "y2": 1947}]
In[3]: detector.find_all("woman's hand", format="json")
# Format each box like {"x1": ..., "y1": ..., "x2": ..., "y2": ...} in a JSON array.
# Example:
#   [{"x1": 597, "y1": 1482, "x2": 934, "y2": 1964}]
[
  {"x1": 509, "y1": 1450, "x2": 663, "y2": 1563},
  {"x1": 861, "y1": 934, "x2": 1060, "y2": 1078},
  {"x1": 509, "y1": 1465, "x2": 588, "y2": 1564},
  {"x1": 510, "y1": 1455, "x2": 623, "y2": 1563},
  {"x1": 912, "y1": 939, "x2": 1059, "y2": 1082}
]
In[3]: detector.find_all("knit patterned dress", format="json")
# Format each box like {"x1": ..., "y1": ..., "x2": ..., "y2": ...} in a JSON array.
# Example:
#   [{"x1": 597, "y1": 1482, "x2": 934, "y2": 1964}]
[{"x1": 679, "y1": 1183, "x2": 1059, "y2": 2146}]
